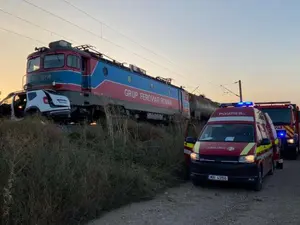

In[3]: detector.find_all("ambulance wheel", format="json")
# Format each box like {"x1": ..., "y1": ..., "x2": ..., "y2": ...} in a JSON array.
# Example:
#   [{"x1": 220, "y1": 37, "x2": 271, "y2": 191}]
[
  {"x1": 192, "y1": 178, "x2": 204, "y2": 187},
  {"x1": 276, "y1": 161, "x2": 283, "y2": 170},
  {"x1": 253, "y1": 167, "x2": 263, "y2": 191},
  {"x1": 183, "y1": 165, "x2": 191, "y2": 181},
  {"x1": 268, "y1": 160, "x2": 274, "y2": 175}
]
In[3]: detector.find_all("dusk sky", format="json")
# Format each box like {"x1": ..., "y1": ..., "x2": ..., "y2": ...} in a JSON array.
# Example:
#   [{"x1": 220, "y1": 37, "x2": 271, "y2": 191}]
[{"x1": 1, "y1": 0, "x2": 300, "y2": 104}]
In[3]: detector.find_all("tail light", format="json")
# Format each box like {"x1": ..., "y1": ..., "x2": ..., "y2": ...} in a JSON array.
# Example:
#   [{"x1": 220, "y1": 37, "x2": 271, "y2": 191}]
[{"x1": 43, "y1": 96, "x2": 49, "y2": 104}]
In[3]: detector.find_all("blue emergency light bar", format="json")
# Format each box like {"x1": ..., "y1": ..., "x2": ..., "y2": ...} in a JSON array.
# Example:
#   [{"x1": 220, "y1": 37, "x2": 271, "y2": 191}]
[
  {"x1": 220, "y1": 101, "x2": 254, "y2": 108},
  {"x1": 276, "y1": 130, "x2": 286, "y2": 138}
]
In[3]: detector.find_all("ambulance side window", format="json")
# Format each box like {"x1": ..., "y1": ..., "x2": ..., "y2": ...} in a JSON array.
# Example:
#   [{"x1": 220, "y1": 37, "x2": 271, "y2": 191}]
[
  {"x1": 256, "y1": 124, "x2": 263, "y2": 143},
  {"x1": 259, "y1": 112, "x2": 265, "y2": 121},
  {"x1": 258, "y1": 123, "x2": 268, "y2": 139},
  {"x1": 200, "y1": 125, "x2": 212, "y2": 139}
]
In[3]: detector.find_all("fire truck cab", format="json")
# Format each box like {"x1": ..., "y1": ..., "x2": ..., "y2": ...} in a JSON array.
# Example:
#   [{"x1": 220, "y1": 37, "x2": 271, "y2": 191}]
[
  {"x1": 255, "y1": 102, "x2": 300, "y2": 160},
  {"x1": 190, "y1": 101, "x2": 281, "y2": 191}
]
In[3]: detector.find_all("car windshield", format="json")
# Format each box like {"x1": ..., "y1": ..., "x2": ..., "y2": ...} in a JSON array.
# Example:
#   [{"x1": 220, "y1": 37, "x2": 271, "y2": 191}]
[
  {"x1": 0, "y1": 93, "x2": 15, "y2": 105},
  {"x1": 260, "y1": 108, "x2": 291, "y2": 125},
  {"x1": 199, "y1": 124, "x2": 255, "y2": 142}
]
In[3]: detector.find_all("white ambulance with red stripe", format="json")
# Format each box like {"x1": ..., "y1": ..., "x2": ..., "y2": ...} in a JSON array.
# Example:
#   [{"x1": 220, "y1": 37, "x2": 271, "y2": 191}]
[{"x1": 190, "y1": 101, "x2": 282, "y2": 191}]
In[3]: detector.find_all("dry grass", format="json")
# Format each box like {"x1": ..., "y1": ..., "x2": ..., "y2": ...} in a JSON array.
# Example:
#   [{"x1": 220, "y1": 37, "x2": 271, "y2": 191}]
[{"x1": 0, "y1": 116, "x2": 186, "y2": 225}]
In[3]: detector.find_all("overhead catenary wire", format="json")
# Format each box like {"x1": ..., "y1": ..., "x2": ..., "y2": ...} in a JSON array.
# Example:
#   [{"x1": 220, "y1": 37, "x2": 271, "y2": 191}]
[
  {"x1": 60, "y1": 0, "x2": 179, "y2": 67},
  {"x1": 0, "y1": 7, "x2": 78, "y2": 45},
  {"x1": 1, "y1": 0, "x2": 226, "y2": 98},
  {"x1": 20, "y1": 0, "x2": 190, "y2": 84},
  {"x1": 0, "y1": 9, "x2": 221, "y2": 96},
  {"x1": 0, "y1": 26, "x2": 45, "y2": 45},
  {"x1": 20, "y1": 0, "x2": 225, "y2": 94},
  {"x1": 60, "y1": 0, "x2": 223, "y2": 90},
  {"x1": 0, "y1": 7, "x2": 113, "y2": 62}
]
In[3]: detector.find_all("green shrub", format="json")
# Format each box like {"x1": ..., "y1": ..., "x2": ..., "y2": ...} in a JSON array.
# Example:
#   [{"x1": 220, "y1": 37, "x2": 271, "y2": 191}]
[{"x1": 0, "y1": 117, "x2": 186, "y2": 225}]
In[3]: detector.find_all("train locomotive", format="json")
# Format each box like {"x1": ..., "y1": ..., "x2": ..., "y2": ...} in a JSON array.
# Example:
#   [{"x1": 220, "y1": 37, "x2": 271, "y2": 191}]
[{"x1": 24, "y1": 40, "x2": 218, "y2": 123}]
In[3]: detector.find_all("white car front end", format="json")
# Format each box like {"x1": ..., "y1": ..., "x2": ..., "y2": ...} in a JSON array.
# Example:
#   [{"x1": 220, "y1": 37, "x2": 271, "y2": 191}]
[{"x1": 26, "y1": 90, "x2": 71, "y2": 120}]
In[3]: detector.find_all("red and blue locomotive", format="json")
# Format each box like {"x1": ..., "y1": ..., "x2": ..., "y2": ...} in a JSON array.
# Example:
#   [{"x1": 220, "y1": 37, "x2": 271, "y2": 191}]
[{"x1": 24, "y1": 40, "x2": 217, "y2": 123}]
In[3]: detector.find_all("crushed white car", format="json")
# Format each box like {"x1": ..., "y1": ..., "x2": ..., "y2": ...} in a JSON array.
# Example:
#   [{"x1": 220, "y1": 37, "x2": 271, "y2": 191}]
[{"x1": 0, "y1": 89, "x2": 71, "y2": 121}]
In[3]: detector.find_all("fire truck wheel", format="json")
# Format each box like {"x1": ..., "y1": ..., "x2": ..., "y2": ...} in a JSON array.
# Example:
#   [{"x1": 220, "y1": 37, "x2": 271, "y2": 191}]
[
  {"x1": 252, "y1": 167, "x2": 263, "y2": 192},
  {"x1": 291, "y1": 148, "x2": 298, "y2": 160}
]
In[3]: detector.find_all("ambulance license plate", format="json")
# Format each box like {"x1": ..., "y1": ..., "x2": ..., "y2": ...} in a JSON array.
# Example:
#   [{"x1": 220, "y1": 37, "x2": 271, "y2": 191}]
[{"x1": 208, "y1": 175, "x2": 228, "y2": 181}]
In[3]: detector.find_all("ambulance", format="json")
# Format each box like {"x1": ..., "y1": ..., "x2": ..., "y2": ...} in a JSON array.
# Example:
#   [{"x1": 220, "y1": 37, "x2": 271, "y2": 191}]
[{"x1": 190, "y1": 101, "x2": 282, "y2": 191}]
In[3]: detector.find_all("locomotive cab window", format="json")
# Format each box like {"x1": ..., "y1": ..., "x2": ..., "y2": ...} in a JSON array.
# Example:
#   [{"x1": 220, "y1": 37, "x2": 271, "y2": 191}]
[
  {"x1": 27, "y1": 56, "x2": 41, "y2": 73},
  {"x1": 44, "y1": 54, "x2": 65, "y2": 69},
  {"x1": 81, "y1": 57, "x2": 88, "y2": 73},
  {"x1": 67, "y1": 55, "x2": 80, "y2": 69}
]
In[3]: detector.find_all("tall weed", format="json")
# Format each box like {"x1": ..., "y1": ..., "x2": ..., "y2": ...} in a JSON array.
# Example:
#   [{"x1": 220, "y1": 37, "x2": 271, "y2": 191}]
[{"x1": 0, "y1": 116, "x2": 186, "y2": 225}]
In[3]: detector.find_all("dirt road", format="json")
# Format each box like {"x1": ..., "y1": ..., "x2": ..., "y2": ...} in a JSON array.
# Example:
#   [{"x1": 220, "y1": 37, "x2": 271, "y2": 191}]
[{"x1": 88, "y1": 160, "x2": 300, "y2": 225}]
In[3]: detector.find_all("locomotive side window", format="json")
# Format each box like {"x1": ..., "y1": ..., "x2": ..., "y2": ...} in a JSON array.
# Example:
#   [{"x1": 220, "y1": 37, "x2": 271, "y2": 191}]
[
  {"x1": 81, "y1": 58, "x2": 87, "y2": 73},
  {"x1": 44, "y1": 54, "x2": 65, "y2": 69},
  {"x1": 67, "y1": 55, "x2": 80, "y2": 69},
  {"x1": 27, "y1": 57, "x2": 40, "y2": 72}
]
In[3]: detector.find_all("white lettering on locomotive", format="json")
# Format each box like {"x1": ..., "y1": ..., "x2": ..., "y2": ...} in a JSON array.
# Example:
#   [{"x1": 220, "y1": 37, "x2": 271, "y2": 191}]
[
  {"x1": 124, "y1": 89, "x2": 138, "y2": 98},
  {"x1": 124, "y1": 88, "x2": 173, "y2": 106}
]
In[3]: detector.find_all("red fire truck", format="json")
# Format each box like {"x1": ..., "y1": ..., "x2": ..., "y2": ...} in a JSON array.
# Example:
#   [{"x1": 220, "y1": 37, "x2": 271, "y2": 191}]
[{"x1": 255, "y1": 101, "x2": 300, "y2": 159}]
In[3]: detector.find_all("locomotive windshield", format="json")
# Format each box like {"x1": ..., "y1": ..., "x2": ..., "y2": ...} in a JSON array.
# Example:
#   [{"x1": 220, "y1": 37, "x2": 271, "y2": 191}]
[
  {"x1": 260, "y1": 108, "x2": 291, "y2": 125},
  {"x1": 27, "y1": 56, "x2": 41, "y2": 72},
  {"x1": 26, "y1": 53, "x2": 81, "y2": 73},
  {"x1": 44, "y1": 54, "x2": 65, "y2": 69}
]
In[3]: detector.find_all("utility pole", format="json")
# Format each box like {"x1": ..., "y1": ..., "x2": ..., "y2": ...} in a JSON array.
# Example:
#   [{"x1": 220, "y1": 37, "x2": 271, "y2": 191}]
[
  {"x1": 220, "y1": 80, "x2": 243, "y2": 101},
  {"x1": 238, "y1": 80, "x2": 243, "y2": 102}
]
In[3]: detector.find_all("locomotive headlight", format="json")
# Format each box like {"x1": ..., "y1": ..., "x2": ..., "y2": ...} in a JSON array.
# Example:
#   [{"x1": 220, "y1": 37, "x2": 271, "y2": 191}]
[
  {"x1": 287, "y1": 138, "x2": 294, "y2": 144},
  {"x1": 52, "y1": 81, "x2": 56, "y2": 86}
]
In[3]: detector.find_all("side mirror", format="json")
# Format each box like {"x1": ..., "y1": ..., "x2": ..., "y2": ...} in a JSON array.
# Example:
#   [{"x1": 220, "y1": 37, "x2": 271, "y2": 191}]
[
  {"x1": 185, "y1": 136, "x2": 197, "y2": 144},
  {"x1": 261, "y1": 138, "x2": 271, "y2": 146}
]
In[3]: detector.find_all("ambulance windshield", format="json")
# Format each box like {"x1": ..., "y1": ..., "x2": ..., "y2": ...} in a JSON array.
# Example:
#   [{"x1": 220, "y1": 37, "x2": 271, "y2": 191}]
[
  {"x1": 260, "y1": 108, "x2": 291, "y2": 125},
  {"x1": 199, "y1": 124, "x2": 255, "y2": 142}
]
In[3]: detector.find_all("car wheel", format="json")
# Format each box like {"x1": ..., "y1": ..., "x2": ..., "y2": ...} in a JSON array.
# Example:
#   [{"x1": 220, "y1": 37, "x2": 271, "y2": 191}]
[
  {"x1": 25, "y1": 109, "x2": 41, "y2": 117},
  {"x1": 25, "y1": 109, "x2": 48, "y2": 124},
  {"x1": 253, "y1": 168, "x2": 263, "y2": 192}
]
